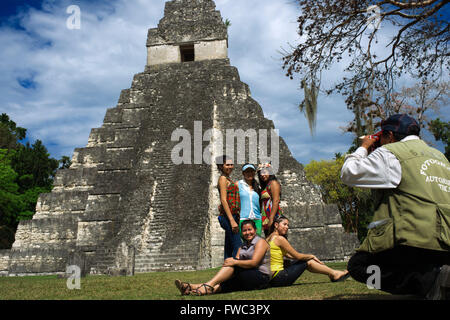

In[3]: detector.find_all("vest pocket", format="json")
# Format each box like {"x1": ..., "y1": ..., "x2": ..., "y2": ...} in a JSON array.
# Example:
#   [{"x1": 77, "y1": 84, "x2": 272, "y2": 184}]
[
  {"x1": 436, "y1": 204, "x2": 450, "y2": 248},
  {"x1": 364, "y1": 218, "x2": 394, "y2": 253}
]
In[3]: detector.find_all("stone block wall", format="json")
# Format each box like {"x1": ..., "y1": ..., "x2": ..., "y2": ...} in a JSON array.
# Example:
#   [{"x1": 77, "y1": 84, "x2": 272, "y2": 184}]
[{"x1": 0, "y1": 250, "x2": 9, "y2": 276}]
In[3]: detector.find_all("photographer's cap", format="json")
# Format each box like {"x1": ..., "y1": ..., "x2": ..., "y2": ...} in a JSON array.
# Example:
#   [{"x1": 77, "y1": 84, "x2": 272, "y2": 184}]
[{"x1": 381, "y1": 114, "x2": 420, "y2": 135}]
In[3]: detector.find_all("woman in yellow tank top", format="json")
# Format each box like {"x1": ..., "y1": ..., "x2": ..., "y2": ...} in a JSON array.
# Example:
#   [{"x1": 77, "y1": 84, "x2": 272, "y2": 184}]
[{"x1": 266, "y1": 216, "x2": 350, "y2": 287}]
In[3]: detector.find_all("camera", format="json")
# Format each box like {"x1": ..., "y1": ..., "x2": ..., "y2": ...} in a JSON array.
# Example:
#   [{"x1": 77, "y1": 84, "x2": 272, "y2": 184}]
[{"x1": 359, "y1": 131, "x2": 382, "y2": 152}]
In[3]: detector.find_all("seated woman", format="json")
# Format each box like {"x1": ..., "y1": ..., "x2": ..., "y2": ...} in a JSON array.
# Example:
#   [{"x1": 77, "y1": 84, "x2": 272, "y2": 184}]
[
  {"x1": 267, "y1": 216, "x2": 350, "y2": 287},
  {"x1": 175, "y1": 220, "x2": 271, "y2": 295}
]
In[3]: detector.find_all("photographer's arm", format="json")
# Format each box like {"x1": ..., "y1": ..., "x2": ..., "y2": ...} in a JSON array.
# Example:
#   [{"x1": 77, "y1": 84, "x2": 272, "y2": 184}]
[{"x1": 340, "y1": 143, "x2": 401, "y2": 189}]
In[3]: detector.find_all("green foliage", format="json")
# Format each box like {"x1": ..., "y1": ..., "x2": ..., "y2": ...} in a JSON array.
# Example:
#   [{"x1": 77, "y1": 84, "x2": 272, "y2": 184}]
[
  {"x1": 59, "y1": 155, "x2": 72, "y2": 169},
  {"x1": 0, "y1": 225, "x2": 15, "y2": 250},
  {"x1": 0, "y1": 149, "x2": 23, "y2": 227},
  {"x1": 304, "y1": 155, "x2": 373, "y2": 242},
  {"x1": 0, "y1": 113, "x2": 26, "y2": 149},
  {"x1": 19, "y1": 187, "x2": 50, "y2": 216},
  {"x1": 11, "y1": 140, "x2": 59, "y2": 191},
  {"x1": 0, "y1": 113, "x2": 70, "y2": 248},
  {"x1": 429, "y1": 118, "x2": 449, "y2": 160},
  {"x1": 0, "y1": 149, "x2": 51, "y2": 227}
]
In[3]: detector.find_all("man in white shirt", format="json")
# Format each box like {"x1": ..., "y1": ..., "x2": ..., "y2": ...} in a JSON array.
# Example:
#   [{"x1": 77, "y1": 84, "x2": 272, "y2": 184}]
[{"x1": 341, "y1": 114, "x2": 450, "y2": 300}]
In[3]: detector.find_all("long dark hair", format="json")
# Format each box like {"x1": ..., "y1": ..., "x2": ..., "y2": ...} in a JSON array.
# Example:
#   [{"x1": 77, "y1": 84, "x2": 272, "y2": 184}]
[
  {"x1": 269, "y1": 215, "x2": 289, "y2": 239},
  {"x1": 216, "y1": 155, "x2": 233, "y2": 174},
  {"x1": 257, "y1": 169, "x2": 278, "y2": 191}
]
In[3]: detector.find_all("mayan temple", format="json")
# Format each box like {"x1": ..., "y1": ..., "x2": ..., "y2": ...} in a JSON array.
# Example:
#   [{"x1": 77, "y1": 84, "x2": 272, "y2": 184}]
[{"x1": 0, "y1": 0, "x2": 358, "y2": 276}]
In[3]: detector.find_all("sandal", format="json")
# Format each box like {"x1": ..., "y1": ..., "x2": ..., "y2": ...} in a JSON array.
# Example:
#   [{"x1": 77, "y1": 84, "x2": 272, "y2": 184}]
[
  {"x1": 175, "y1": 279, "x2": 191, "y2": 295},
  {"x1": 192, "y1": 283, "x2": 214, "y2": 296}
]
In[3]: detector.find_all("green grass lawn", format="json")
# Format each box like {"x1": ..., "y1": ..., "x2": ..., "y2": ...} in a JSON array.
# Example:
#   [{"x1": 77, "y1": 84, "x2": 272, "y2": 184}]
[{"x1": 0, "y1": 262, "x2": 413, "y2": 300}]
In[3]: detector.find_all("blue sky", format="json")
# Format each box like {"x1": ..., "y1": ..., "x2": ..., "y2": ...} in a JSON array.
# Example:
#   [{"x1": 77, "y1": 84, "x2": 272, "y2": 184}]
[{"x1": 0, "y1": 0, "x2": 448, "y2": 165}]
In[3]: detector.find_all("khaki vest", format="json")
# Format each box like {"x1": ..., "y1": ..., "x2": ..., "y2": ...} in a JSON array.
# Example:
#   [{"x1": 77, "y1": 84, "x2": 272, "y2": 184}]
[{"x1": 358, "y1": 139, "x2": 450, "y2": 253}]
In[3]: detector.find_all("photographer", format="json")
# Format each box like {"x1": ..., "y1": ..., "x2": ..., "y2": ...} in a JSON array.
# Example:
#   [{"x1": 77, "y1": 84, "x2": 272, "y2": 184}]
[{"x1": 340, "y1": 114, "x2": 450, "y2": 300}]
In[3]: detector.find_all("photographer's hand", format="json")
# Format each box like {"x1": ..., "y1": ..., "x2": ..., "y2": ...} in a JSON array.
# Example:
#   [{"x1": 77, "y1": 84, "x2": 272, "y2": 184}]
[{"x1": 361, "y1": 136, "x2": 377, "y2": 152}]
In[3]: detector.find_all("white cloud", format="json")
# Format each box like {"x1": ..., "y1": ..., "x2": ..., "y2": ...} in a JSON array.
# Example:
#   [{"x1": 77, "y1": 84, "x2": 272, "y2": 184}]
[
  {"x1": 0, "y1": 0, "x2": 351, "y2": 165},
  {"x1": 3, "y1": 0, "x2": 441, "y2": 167},
  {"x1": 0, "y1": 0, "x2": 162, "y2": 155}
]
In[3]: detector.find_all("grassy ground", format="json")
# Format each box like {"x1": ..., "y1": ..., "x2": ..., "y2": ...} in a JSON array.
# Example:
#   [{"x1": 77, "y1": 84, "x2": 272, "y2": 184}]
[{"x1": 0, "y1": 262, "x2": 413, "y2": 300}]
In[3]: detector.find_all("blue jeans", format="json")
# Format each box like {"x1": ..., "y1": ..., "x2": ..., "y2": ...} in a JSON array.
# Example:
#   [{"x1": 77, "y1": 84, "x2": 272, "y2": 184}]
[{"x1": 218, "y1": 214, "x2": 242, "y2": 259}]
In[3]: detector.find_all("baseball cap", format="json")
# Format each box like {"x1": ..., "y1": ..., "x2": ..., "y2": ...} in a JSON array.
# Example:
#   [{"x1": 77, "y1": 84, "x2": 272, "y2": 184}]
[
  {"x1": 381, "y1": 114, "x2": 420, "y2": 135},
  {"x1": 242, "y1": 164, "x2": 256, "y2": 172}
]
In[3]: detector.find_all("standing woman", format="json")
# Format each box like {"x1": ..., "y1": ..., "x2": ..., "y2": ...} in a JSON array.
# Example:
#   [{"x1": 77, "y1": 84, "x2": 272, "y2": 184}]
[
  {"x1": 175, "y1": 220, "x2": 271, "y2": 295},
  {"x1": 267, "y1": 216, "x2": 350, "y2": 287},
  {"x1": 258, "y1": 164, "x2": 283, "y2": 237},
  {"x1": 238, "y1": 163, "x2": 262, "y2": 236},
  {"x1": 216, "y1": 155, "x2": 242, "y2": 259}
]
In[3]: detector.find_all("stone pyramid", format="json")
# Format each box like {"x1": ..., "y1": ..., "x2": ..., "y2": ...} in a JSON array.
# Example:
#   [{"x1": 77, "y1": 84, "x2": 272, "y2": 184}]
[{"x1": 0, "y1": 0, "x2": 358, "y2": 276}]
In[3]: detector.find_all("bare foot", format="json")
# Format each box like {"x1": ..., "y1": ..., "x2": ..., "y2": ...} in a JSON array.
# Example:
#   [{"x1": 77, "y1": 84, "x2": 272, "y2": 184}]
[{"x1": 330, "y1": 270, "x2": 350, "y2": 282}]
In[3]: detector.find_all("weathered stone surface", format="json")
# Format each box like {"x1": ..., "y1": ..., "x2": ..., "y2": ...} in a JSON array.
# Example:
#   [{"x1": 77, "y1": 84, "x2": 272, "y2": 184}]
[
  {"x1": 7, "y1": 246, "x2": 72, "y2": 275},
  {"x1": 3, "y1": 0, "x2": 358, "y2": 276},
  {"x1": 0, "y1": 250, "x2": 10, "y2": 276},
  {"x1": 147, "y1": 0, "x2": 227, "y2": 46}
]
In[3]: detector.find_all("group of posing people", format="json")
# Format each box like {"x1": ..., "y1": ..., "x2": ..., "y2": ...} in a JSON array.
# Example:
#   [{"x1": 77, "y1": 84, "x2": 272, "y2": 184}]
[
  {"x1": 175, "y1": 160, "x2": 350, "y2": 296},
  {"x1": 175, "y1": 114, "x2": 450, "y2": 299}
]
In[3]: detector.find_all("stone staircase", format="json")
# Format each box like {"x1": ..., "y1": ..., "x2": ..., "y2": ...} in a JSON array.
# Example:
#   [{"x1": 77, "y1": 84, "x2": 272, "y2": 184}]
[{"x1": 133, "y1": 136, "x2": 193, "y2": 272}]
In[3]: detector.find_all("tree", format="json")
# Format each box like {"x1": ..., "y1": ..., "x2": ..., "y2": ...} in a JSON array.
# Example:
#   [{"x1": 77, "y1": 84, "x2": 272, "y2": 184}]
[
  {"x1": 304, "y1": 155, "x2": 373, "y2": 242},
  {"x1": 59, "y1": 155, "x2": 72, "y2": 169},
  {"x1": 341, "y1": 80, "x2": 449, "y2": 139},
  {"x1": 392, "y1": 81, "x2": 449, "y2": 130},
  {"x1": 11, "y1": 140, "x2": 59, "y2": 192},
  {"x1": 0, "y1": 149, "x2": 22, "y2": 227},
  {"x1": 0, "y1": 113, "x2": 70, "y2": 248},
  {"x1": 0, "y1": 113, "x2": 26, "y2": 149},
  {"x1": 0, "y1": 149, "x2": 48, "y2": 248},
  {"x1": 429, "y1": 118, "x2": 450, "y2": 160},
  {"x1": 283, "y1": 1, "x2": 449, "y2": 137},
  {"x1": 0, "y1": 225, "x2": 15, "y2": 249}
]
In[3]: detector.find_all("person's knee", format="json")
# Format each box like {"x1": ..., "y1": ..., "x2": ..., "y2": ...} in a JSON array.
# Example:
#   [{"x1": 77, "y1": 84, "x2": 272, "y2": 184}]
[
  {"x1": 347, "y1": 252, "x2": 369, "y2": 283},
  {"x1": 347, "y1": 254, "x2": 358, "y2": 274}
]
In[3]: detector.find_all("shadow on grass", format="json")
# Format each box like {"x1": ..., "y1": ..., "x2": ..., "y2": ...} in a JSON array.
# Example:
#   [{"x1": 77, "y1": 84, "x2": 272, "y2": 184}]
[
  {"x1": 288, "y1": 281, "x2": 331, "y2": 287},
  {"x1": 325, "y1": 294, "x2": 421, "y2": 300}
]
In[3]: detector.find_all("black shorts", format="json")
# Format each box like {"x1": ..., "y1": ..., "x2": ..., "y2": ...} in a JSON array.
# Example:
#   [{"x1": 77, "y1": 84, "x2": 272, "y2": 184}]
[
  {"x1": 220, "y1": 267, "x2": 271, "y2": 293},
  {"x1": 270, "y1": 260, "x2": 308, "y2": 287}
]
